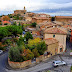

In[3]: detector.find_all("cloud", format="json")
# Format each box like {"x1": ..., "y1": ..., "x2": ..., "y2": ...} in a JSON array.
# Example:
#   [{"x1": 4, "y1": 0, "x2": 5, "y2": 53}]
[{"x1": 0, "y1": 0, "x2": 72, "y2": 16}]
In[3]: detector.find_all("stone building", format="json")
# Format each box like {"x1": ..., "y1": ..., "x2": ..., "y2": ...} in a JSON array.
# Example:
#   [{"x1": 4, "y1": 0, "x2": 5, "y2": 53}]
[
  {"x1": 44, "y1": 27, "x2": 67, "y2": 53},
  {"x1": 55, "y1": 16, "x2": 72, "y2": 23},
  {"x1": 45, "y1": 38, "x2": 59, "y2": 56},
  {"x1": 32, "y1": 17, "x2": 51, "y2": 24},
  {"x1": 14, "y1": 6, "x2": 27, "y2": 15},
  {"x1": 32, "y1": 13, "x2": 51, "y2": 24}
]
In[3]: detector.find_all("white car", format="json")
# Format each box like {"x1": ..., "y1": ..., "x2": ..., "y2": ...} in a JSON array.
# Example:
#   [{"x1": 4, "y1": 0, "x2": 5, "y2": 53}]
[
  {"x1": 0, "y1": 50, "x2": 3, "y2": 54},
  {"x1": 52, "y1": 60, "x2": 66, "y2": 67}
]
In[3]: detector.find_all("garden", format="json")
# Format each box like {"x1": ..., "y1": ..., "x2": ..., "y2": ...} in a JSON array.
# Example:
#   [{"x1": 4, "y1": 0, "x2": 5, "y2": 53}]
[{"x1": 8, "y1": 32, "x2": 47, "y2": 62}]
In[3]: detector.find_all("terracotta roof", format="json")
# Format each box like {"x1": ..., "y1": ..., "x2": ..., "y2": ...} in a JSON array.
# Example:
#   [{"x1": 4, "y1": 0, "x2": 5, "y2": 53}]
[
  {"x1": 32, "y1": 17, "x2": 49, "y2": 20},
  {"x1": 45, "y1": 38, "x2": 59, "y2": 45},
  {"x1": 37, "y1": 13, "x2": 50, "y2": 16},
  {"x1": 55, "y1": 16, "x2": 72, "y2": 19},
  {"x1": 44, "y1": 27, "x2": 67, "y2": 34},
  {"x1": 62, "y1": 25, "x2": 72, "y2": 30},
  {"x1": 3, "y1": 21, "x2": 10, "y2": 24}
]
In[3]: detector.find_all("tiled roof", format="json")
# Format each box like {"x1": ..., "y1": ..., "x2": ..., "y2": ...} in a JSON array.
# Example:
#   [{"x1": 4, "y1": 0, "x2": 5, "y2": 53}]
[
  {"x1": 62, "y1": 25, "x2": 72, "y2": 30},
  {"x1": 44, "y1": 27, "x2": 67, "y2": 34},
  {"x1": 32, "y1": 17, "x2": 49, "y2": 20},
  {"x1": 55, "y1": 16, "x2": 72, "y2": 18},
  {"x1": 45, "y1": 38, "x2": 59, "y2": 45},
  {"x1": 3, "y1": 21, "x2": 10, "y2": 24}
]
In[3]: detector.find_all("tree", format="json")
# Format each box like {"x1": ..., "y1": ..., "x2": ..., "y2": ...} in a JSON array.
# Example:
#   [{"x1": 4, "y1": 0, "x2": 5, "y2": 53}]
[
  {"x1": 12, "y1": 21, "x2": 17, "y2": 25},
  {"x1": 32, "y1": 48, "x2": 40, "y2": 57},
  {"x1": 32, "y1": 22, "x2": 37, "y2": 27},
  {"x1": 28, "y1": 38, "x2": 41, "y2": 47},
  {"x1": 8, "y1": 46, "x2": 23, "y2": 62},
  {"x1": 24, "y1": 32, "x2": 33, "y2": 41},
  {"x1": 25, "y1": 49, "x2": 34, "y2": 60},
  {"x1": 0, "y1": 27, "x2": 8, "y2": 41},
  {"x1": 6, "y1": 25, "x2": 23, "y2": 37},
  {"x1": 3, "y1": 39, "x2": 12, "y2": 46},
  {"x1": 37, "y1": 41, "x2": 47, "y2": 55},
  {"x1": 3, "y1": 16, "x2": 10, "y2": 21},
  {"x1": 28, "y1": 38, "x2": 41, "y2": 51},
  {"x1": 19, "y1": 22, "x2": 21, "y2": 26},
  {"x1": 51, "y1": 17, "x2": 55, "y2": 21},
  {"x1": 17, "y1": 45, "x2": 25, "y2": 54},
  {"x1": 8, "y1": 14, "x2": 13, "y2": 18}
]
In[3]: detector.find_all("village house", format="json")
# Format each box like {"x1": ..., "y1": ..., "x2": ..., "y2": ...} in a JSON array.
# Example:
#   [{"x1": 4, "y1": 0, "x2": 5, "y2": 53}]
[
  {"x1": 2, "y1": 21, "x2": 11, "y2": 26},
  {"x1": 36, "y1": 21, "x2": 64, "y2": 32},
  {"x1": 32, "y1": 17, "x2": 51, "y2": 24},
  {"x1": 55, "y1": 16, "x2": 72, "y2": 23},
  {"x1": 44, "y1": 27, "x2": 67, "y2": 53},
  {"x1": 32, "y1": 13, "x2": 51, "y2": 24},
  {"x1": 27, "y1": 27, "x2": 43, "y2": 39},
  {"x1": 13, "y1": 6, "x2": 36, "y2": 25},
  {"x1": 44, "y1": 38, "x2": 59, "y2": 56}
]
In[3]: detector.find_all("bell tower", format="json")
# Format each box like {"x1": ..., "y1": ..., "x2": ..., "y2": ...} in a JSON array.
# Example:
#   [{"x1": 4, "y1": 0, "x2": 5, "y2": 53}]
[
  {"x1": 24, "y1": 6, "x2": 25, "y2": 10},
  {"x1": 24, "y1": 6, "x2": 27, "y2": 14}
]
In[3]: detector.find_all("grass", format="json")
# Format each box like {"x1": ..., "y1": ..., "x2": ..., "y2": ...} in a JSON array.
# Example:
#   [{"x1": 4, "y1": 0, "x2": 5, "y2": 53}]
[{"x1": 71, "y1": 66, "x2": 72, "y2": 71}]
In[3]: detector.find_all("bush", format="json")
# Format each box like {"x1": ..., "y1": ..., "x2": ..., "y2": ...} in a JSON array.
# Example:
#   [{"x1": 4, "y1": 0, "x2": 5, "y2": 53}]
[
  {"x1": 18, "y1": 45, "x2": 25, "y2": 54},
  {"x1": 12, "y1": 22, "x2": 17, "y2": 25},
  {"x1": 8, "y1": 46, "x2": 23, "y2": 62},
  {"x1": 24, "y1": 32, "x2": 33, "y2": 41},
  {"x1": 0, "y1": 46, "x2": 5, "y2": 50},
  {"x1": 71, "y1": 66, "x2": 72, "y2": 71},
  {"x1": 32, "y1": 48, "x2": 40, "y2": 57},
  {"x1": 32, "y1": 22, "x2": 37, "y2": 27},
  {"x1": 37, "y1": 41, "x2": 47, "y2": 55},
  {"x1": 25, "y1": 49, "x2": 34, "y2": 60},
  {"x1": 28, "y1": 38, "x2": 41, "y2": 47}
]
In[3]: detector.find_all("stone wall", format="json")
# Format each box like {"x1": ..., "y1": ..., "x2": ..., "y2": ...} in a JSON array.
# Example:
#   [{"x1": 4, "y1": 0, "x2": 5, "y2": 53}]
[
  {"x1": 44, "y1": 33, "x2": 66, "y2": 52},
  {"x1": 47, "y1": 42, "x2": 58, "y2": 56},
  {"x1": 8, "y1": 55, "x2": 51, "y2": 69}
]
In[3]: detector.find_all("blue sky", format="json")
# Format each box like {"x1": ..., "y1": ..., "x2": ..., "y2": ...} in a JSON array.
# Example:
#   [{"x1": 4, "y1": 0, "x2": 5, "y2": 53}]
[{"x1": 0, "y1": 0, "x2": 72, "y2": 16}]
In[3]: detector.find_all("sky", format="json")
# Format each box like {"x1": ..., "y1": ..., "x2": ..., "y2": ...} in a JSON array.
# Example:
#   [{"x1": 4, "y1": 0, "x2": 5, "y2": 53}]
[{"x1": 0, "y1": 0, "x2": 72, "y2": 16}]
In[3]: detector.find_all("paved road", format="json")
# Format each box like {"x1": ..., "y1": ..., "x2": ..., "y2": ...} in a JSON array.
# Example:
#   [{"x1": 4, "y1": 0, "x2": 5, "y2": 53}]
[
  {"x1": 0, "y1": 39, "x2": 72, "y2": 72},
  {"x1": 0, "y1": 52, "x2": 8, "y2": 72}
]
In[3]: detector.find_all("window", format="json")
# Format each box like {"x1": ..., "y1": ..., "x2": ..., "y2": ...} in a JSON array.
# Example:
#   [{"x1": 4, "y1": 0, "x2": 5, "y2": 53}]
[
  {"x1": 53, "y1": 35, "x2": 55, "y2": 38},
  {"x1": 60, "y1": 48, "x2": 62, "y2": 52},
  {"x1": 24, "y1": 12, "x2": 25, "y2": 14}
]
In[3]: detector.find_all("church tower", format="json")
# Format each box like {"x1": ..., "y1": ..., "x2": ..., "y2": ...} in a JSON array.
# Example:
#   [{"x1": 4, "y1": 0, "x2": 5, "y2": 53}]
[
  {"x1": 24, "y1": 6, "x2": 27, "y2": 14},
  {"x1": 24, "y1": 6, "x2": 25, "y2": 10}
]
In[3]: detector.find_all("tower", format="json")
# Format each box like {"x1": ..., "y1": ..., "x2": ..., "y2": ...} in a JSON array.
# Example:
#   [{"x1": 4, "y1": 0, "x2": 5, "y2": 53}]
[{"x1": 24, "y1": 6, "x2": 25, "y2": 10}]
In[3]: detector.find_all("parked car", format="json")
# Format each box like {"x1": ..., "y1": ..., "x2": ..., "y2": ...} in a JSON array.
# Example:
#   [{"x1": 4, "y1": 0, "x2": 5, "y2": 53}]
[
  {"x1": 52, "y1": 60, "x2": 66, "y2": 67},
  {"x1": 0, "y1": 50, "x2": 3, "y2": 54}
]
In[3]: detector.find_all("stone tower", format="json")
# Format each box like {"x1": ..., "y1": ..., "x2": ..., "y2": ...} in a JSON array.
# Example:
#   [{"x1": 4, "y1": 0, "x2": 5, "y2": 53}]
[{"x1": 24, "y1": 6, "x2": 25, "y2": 10}]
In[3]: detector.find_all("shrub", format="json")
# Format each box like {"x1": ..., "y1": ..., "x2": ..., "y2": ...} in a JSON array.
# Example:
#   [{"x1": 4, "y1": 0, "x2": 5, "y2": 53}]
[
  {"x1": 12, "y1": 21, "x2": 17, "y2": 25},
  {"x1": 71, "y1": 66, "x2": 72, "y2": 71},
  {"x1": 23, "y1": 49, "x2": 34, "y2": 60},
  {"x1": 28, "y1": 38, "x2": 41, "y2": 47},
  {"x1": 18, "y1": 45, "x2": 25, "y2": 54},
  {"x1": 26, "y1": 51, "x2": 34, "y2": 60},
  {"x1": 32, "y1": 22, "x2": 37, "y2": 27},
  {"x1": 32, "y1": 48, "x2": 40, "y2": 57},
  {"x1": 24, "y1": 32, "x2": 33, "y2": 41},
  {"x1": 37, "y1": 41, "x2": 47, "y2": 55},
  {"x1": 8, "y1": 46, "x2": 23, "y2": 62}
]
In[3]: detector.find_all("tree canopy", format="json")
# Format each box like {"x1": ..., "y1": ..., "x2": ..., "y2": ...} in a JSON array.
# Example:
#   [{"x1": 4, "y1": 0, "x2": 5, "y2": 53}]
[{"x1": 24, "y1": 32, "x2": 33, "y2": 41}]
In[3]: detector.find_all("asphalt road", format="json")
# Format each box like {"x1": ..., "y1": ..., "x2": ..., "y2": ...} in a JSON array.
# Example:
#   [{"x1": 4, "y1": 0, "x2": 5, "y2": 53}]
[
  {"x1": 0, "y1": 51, "x2": 8, "y2": 72},
  {"x1": 0, "y1": 39, "x2": 72, "y2": 72}
]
